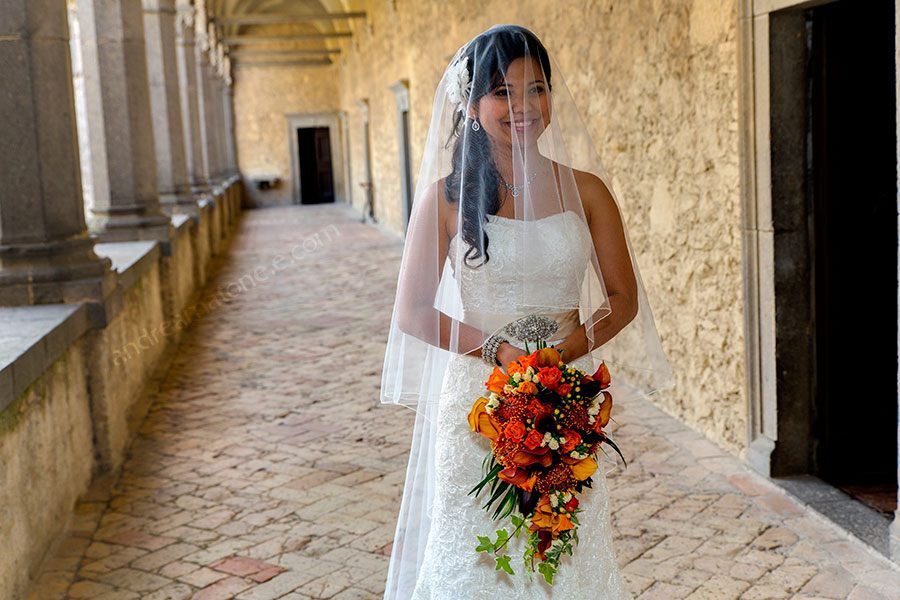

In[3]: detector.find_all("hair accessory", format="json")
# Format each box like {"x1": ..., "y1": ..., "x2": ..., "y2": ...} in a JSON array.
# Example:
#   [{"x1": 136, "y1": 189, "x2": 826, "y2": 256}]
[{"x1": 446, "y1": 50, "x2": 472, "y2": 113}]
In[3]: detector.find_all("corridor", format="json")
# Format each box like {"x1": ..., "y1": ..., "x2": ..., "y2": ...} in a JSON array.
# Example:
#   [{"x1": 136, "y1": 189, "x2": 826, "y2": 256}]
[{"x1": 28, "y1": 204, "x2": 900, "y2": 600}]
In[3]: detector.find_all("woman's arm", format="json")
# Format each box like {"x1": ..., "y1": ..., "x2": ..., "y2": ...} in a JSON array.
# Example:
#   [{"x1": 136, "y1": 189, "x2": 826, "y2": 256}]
[
  {"x1": 554, "y1": 171, "x2": 639, "y2": 362},
  {"x1": 395, "y1": 180, "x2": 519, "y2": 363}
]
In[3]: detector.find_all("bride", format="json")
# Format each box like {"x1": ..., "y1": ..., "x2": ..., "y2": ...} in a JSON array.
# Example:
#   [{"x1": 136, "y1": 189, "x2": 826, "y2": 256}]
[{"x1": 380, "y1": 25, "x2": 673, "y2": 599}]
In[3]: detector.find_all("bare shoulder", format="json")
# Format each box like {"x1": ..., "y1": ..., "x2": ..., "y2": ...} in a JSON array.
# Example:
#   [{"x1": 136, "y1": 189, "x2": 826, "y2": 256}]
[
  {"x1": 419, "y1": 177, "x2": 456, "y2": 240},
  {"x1": 572, "y1": 169, "x2": 616, "y2": 225}
]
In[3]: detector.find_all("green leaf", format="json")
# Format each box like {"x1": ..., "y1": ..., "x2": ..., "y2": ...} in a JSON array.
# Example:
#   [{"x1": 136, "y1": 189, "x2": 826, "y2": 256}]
[
  {"x1": 493, "y1": 529, "x2": 509, "y2": 550},
  {"x1": 538, "y1": 561, "x2": 555, "y2": 585},
  {"x1": 469, "y1": 462, "x2": 504, "y2": 497},
  {"x1": 495, "y1": 554, "x2": 514, "y2": 575},
  {"x1": 510, "y1": 514, "x2": 524, "y2": 528},
  {"x1": 475, "y1": 536, "x2": 493, "y2": 553}
]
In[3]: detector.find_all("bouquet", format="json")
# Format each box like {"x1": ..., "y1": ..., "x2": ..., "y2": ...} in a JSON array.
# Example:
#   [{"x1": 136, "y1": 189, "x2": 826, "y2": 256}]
[{"x1": 467, "y1": 339, "x2": 624, "y2": 585}]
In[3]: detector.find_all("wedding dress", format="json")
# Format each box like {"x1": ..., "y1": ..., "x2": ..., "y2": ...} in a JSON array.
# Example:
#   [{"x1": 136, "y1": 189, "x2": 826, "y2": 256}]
[{"x1": 408, "y1": 212, "x2": 633, "y2": 599}]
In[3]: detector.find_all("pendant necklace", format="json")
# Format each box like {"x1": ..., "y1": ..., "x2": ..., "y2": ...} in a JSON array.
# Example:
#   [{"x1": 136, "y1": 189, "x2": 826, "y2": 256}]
[{"x1": 502, "y1": 172, "x2": 538, "y2": 198}]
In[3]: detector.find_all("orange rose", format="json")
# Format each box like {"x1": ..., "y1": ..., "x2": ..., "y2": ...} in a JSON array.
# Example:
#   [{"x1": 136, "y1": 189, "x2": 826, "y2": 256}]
[
  {"x1": 485, "y1": 367, "x2": 508, "y2": 394},
  {"x1": 524, "y1": 429, "x2": 544, "y2": 450},
  {"x1": 561, "y1": 429, "x2": 581, "y2": 453},
  {"x1": 556, "y1": 383, "x2": 572, "y2": 397},
  {"x1": 534, "y1": 347, "x2": 561, "y2": 368},
  {"x1": 506, "y1": 360, "x2": 525, "y2": 376},
  {"x1": 498, "y1": 467, "x2": 537, "y2": 492},
  {"x1": 530, "y1": 495, "x2": 574, "y2": 535},
  {"x1": 516, "y1": 380, "x2": 538, "y2": 395},
  {"x1": 504, "y1": 419, "x2": 526, "y2": 443},
  {"x1": 570, "y1": 456, "x2": 598, "y2": 481},
  {"x1": 537, "y1": 366, "x2": 562, "y2": 389},
  {"x1": 594, "y1": 391, "x2": 613, "y2": 430},
  {"x1": 516, "y1": 353, "x2": 537, "y2": 371},
  {"x1": 468, "y1": 397, "x2": 501, "y2": 441}
]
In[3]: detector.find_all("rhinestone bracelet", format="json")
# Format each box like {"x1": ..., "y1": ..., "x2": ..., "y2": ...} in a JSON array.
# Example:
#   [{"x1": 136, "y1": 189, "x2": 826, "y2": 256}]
[{"x1": 481, "y1": 333, "x2": 507, "y2": 366}]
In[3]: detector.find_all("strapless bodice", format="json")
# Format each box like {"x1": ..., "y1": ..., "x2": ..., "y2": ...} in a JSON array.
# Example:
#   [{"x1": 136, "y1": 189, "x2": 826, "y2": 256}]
[{"x1": 446, "y1": 211, "x2": 593, "y2": 339}]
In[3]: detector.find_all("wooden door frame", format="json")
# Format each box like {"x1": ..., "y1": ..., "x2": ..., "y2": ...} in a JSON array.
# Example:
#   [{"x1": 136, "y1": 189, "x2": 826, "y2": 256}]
[{"x1": 286, "y1": 112, "x2": 347, "y2": 205}]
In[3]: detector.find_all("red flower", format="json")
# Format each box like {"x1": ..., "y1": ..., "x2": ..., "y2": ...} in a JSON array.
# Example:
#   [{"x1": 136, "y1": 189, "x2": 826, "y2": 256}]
[
  {"x1": 504, "y1": 419, "x2": 526, "y2": 443},
  {"x1": 556, "y1": 383, "x2": 572, "y2": 397},
  {"x1": 524, "y1": 429, "x2": 544, "y2": 450},
  {"x1": 560, "y1": 429, "x2": 581, "y2": 453},
  {"x1": 537, "y1": 366, "x2": 562, "y2": 389},
  {"x1": 565, "y1": 496, "x2": 579, "y2": 511}
]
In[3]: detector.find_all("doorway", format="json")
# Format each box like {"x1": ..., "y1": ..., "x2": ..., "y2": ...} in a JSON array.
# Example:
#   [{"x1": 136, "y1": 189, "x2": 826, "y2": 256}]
[
  {"x1": 806, "y1": 0, "x2": 897, "y2": 516},
  {"x1": 296, "y1": 127, "x2": 334, "y2": 204}
]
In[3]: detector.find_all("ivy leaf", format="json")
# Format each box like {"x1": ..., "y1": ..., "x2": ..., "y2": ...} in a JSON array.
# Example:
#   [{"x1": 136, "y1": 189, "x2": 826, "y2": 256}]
[
  {"x1": 495, "y1": 554, "x2": 514, "y2": 575},
  {"x1": 475, "y1": 536, "x2": 493, "y2": 553},
  {"x1": 493, "y1": 529, "x2": 509, "y2": 550},
  {"x1": 538, "y1": 561, "x2": 556, "y2": 585},
  {"x1": 510, "y1": 514, "x2": 524, "y2": 528}
]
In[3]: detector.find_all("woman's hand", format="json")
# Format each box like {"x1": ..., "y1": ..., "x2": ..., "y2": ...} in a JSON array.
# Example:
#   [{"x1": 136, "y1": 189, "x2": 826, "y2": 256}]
[{"x1": 496, "y1": 341, "x2": 523, "y2": 372}]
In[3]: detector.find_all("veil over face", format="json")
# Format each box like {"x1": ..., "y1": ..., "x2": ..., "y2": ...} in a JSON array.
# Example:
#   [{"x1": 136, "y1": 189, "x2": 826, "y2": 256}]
[{"x1": 380, "y1": 25, "x2": 674, "y2": 598}]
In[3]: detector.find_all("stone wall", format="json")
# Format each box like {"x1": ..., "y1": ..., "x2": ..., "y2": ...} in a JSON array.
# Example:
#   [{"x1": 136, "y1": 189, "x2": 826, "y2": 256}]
[
  {"x1": 0, "y1": 341, "x2": 94, "y2": 600},
  {"x1": 0, "y1": 182, "x2": 243, "y2": 600},
  {"x1": 331, "y1": 0, "x2": 746, "y2": 453},
  {"x1": 233, "y1": 64, "x2": 340, "y2": 208}
]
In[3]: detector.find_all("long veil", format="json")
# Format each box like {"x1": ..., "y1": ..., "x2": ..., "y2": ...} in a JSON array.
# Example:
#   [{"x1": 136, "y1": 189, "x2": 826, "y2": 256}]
[{"x1": 379, "y1": 25, "x2": 674, "y2": 599}]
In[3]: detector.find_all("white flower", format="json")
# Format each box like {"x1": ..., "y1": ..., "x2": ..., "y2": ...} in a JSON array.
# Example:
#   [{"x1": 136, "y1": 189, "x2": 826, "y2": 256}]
[
  {"x1": 512, "y1": 372, "x2": 522, "y2": 382},
  {"x1": 548, "y1": 439, "x2": 560, "y2": 451},
  {"x1": 489, "y1": 392, "x2": 499, "y2": 401},
  {"x1": 525, "y1": 366, "x2": 535, "y2": 378},
  {"x1": 445, "y1": 53, "x2": 472, "y2": 114},
  {"x1": 549, "y1": 495, "x2": 559, "y2": 508},
  {"x1": 561, "y1": 492, "x2": 572, "y2": 502}
]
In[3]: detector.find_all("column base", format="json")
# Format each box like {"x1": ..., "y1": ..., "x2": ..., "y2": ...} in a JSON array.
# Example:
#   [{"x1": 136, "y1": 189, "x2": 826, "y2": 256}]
[
  {"x1": 0, "y1": 235, "x2": 121, "y2": 324},
  {"x1": 160, "y1": 192, "x2": 201, "y2": 218}
]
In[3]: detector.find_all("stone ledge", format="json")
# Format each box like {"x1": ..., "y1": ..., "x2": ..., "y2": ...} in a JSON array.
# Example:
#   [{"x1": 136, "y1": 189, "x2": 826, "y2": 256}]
[
  {"x1": 0, "y1": 240, "x2": 164, "y2": 413},
  {"x1": 0, "y1": 304, "x2": 90, "y2": 413},
  {"x1": 94, "y1": 241, "x2": 161, "y2": 291}
]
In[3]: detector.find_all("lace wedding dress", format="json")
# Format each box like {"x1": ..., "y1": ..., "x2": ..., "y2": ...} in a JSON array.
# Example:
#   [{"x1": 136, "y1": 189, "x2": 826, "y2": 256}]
[{"x1": 409, "y1": 212, "x2": 633, "y2": 599}]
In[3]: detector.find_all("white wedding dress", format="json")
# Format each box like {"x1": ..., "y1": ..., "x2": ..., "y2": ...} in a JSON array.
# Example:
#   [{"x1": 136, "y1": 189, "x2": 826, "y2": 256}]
[{"x1": 408, "y1": 212, "x2": 633, "y2": 599}]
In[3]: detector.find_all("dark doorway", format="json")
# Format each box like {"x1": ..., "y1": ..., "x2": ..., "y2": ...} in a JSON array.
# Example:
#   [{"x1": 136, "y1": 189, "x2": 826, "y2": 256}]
[
  {"x1": 807, "y1": 0, "x2": 897, "y2": 514},
  {"x1": 297, "y1": 127, "x2": 334, "y2": 204}
]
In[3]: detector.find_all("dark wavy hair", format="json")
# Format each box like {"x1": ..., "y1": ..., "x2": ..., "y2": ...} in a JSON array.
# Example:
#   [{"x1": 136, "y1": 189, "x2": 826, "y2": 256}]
[{"x1": 444, "y1": 25, "x2": 552, "y2": 267}]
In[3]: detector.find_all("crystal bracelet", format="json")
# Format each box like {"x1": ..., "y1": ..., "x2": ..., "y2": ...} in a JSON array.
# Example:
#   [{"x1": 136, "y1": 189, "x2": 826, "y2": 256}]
[{"x1": 481, "y1": 333, "x2": 507, "y2": 366}]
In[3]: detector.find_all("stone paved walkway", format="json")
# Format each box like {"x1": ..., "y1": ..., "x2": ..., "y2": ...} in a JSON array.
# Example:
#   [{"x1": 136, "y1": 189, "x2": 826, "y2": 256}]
[{"x1": 27, "y1": 204, "x2": 900, "y2": 600}]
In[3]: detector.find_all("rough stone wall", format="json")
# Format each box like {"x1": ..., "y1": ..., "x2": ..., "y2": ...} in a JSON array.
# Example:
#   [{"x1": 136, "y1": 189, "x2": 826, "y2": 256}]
[
  {"x1": 85, "y1": 261, "x2": 166, "y2": 471},
  {"x1": 334, "y1": 0, "x2": 745, "y2": 453},
  {"x1": 0, "y1": 342, "x2": 94, "y2": 600},
  {"x1": 233, "y1": 64, "x2": 340, "y2": 208}
]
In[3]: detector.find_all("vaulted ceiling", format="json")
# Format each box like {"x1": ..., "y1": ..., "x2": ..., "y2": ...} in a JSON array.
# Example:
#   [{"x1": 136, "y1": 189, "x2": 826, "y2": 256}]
[{"x1": 206, "y1": 0, "x2": 366, "y2": 68}]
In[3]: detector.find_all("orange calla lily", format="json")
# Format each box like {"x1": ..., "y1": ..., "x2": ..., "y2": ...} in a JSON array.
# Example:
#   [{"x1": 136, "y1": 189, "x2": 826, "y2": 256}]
[
  {"x1": 534, "y1": 347, "x2": 561, "y2": 368},
  {"x1": 592, "y1": 362, "x2": 611, "y2": 388},
  {"x1": 485, "y1": 367, "x2": 508, "y2": 394},
  {"x1": 594, "y1": 391, "x2": 613, "y2": 430},
  {"x1": 530, "y1": 495, "x2": 575, "y2": 534},
  {"x1": 498, "y1": 467, "x2": 538, "y2": 492},
  {"x1": 468, "y1": 397, "x2": 501, "y2": 441},
  {"x1": 570, "y1": 456, "x2": 598, "y2": 481},
  {"x1": 511, "y1": 447, "x2": 553, "y2": 468}
]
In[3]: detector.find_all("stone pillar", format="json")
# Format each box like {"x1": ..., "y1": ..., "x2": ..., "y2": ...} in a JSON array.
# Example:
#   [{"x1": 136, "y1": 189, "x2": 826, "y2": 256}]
[
  {"x1": 175, "y1": 0, "x2": 205, "y2": 193},
  {"x1": 211, "y1": 70, "x2": 228, "y2": 179},
  {"x1": 0, "y1": 0, "x2": 117, "y2": 309},
  {"x1": 75, "y1": 0, "x2": 174, "y2": 245},
  {"x1": 195, "y1": 41, "x2": 216, "y2": 186},
  {"x1": 142, "y1": 0, "x2": 195, "y2": 216},
  {"x1": 223, "y1": 80, "x2": 238, "y2": 175}
]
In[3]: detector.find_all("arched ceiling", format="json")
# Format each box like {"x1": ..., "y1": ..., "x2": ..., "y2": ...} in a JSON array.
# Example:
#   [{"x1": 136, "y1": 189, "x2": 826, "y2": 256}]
[{"x1": 207, "y1": 0, "x2": 366, "y2": 67}]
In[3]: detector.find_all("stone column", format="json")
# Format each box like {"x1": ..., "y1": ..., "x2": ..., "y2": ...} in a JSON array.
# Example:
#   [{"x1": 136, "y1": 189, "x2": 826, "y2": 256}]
[
  {"x1": 175, "y1": 0, "x2": 205, "y2": 193},
  {"x1": 211, "y1": 70, "x2": 228, "y2": 180},
  {"x1": 75, "y1": 0, "x2": 174, "y2": 245},
  {"x1": 142, "y1": 0, "x2": 195, "y2": 216},
  {"x1": 223, "y1": 79, "x2": 238, "y2": 175},
  {"x1": 0, "y1": 0, "x2": 117, "y2": 308},
  {"x1": 195, "y1": 40, "x2": 216, "y2": 186}
]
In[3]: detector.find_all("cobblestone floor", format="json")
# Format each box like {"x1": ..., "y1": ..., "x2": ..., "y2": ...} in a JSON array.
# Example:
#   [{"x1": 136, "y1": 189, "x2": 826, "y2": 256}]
[{"x1": 27, "y1": 204, "x2": 900, "y2": 600}]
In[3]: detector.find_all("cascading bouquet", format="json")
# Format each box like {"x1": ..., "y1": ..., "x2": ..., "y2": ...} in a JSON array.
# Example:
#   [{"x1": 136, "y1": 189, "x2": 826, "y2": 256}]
[{"x1": 467, "y1": 316, "x2": 625, "y2": 585}]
